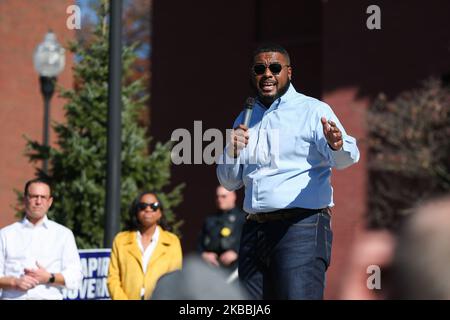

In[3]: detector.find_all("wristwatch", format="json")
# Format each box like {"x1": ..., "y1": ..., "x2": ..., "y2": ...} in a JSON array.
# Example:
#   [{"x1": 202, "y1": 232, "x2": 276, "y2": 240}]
[{"x1": 48, "y1": 273, "x2": 55, "y2": 284}]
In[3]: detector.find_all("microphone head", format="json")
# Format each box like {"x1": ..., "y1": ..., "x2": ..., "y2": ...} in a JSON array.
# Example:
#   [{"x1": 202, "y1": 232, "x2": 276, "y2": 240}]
[{"x1": 245, "y1": 97, "x2": 255, "y2": 109}]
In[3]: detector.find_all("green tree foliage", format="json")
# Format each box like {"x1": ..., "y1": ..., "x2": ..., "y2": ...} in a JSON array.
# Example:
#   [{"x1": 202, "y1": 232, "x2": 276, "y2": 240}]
[
  {"x1": 367, "y1": 78, "x2": 450, "y2": 230},
  {"x1": 19, "y1": 2, "x2": 183, "y2": 248}
]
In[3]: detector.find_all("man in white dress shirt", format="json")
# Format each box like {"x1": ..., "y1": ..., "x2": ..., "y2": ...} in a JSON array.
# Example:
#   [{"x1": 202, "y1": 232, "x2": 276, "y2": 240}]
[{"x1": 0, "y1": 178, "x2": 82, "y2": 299}]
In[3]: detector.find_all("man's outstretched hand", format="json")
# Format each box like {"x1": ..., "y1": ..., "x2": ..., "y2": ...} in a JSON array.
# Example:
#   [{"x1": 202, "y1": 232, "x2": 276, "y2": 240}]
[{"x1": 321, "y1": 117, "x2": 343, "y2": 151}]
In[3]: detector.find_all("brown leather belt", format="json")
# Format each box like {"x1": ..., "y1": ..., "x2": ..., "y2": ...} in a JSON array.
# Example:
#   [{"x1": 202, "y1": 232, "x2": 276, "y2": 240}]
[{"x1": 246, "y1": 207, "x2": 329, "y2": 223}]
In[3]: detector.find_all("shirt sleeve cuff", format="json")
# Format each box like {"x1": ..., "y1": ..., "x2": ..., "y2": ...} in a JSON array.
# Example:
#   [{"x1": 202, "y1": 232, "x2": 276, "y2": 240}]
[
  {"x1": 61, "y1": 270, "x2": 83, "y2": 290},
  {"x1": 328, "y1": 135, "x2": 359, "y2": 168}
]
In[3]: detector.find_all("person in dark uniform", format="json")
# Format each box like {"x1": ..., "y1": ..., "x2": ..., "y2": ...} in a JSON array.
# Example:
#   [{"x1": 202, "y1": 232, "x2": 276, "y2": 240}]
[{"x1": 197, "y1": 186, "x2": 246, "y2": 272}]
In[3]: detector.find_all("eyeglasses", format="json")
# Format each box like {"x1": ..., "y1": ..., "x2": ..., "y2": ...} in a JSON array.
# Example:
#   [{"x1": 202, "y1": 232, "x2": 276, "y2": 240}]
[
  {"x1": 252, "y1": 63, "x2": 289, "y2": 75},
  {"x1": 137, "y1": 202, "x2": 160, "y2": 211}
]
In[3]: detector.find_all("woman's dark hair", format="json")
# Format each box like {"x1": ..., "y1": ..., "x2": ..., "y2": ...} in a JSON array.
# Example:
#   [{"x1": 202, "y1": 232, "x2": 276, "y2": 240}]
[{"x1": 126, "y1": 191, "x2": 172, "y2": 232}]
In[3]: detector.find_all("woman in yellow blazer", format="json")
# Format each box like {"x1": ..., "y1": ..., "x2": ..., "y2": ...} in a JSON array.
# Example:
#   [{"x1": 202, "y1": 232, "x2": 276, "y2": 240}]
[{"x1": 107, "y1": 191, "x2": 182, "y2": 300}]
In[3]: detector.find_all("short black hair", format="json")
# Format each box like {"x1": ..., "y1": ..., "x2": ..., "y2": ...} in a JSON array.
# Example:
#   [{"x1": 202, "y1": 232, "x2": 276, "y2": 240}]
[
  {"x1": 252, "y1": 42, "x2": 291, "y2": 65},
  {"x1": 24, "y1": 178, "x2": 52, "y2": 197},
  {"x1": 126, "y1": 191, "x2": 172, "y2": 232}
]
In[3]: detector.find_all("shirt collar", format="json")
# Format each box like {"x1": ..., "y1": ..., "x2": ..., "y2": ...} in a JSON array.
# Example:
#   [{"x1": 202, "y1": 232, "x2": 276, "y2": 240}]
[
  {"x1": 137, "y1": 225, "x2": 160, "y2": 242},
  {"x1": 280, "y1": 83, "x2": 298, "y2": 103},
  {"x1": 22, "y1": 215, "x2": 49, "y2": 229}
]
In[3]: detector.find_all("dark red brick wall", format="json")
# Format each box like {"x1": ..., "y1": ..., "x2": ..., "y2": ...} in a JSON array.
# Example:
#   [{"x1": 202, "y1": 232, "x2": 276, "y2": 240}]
[{"x1": 0, "y1": 0, "x2": 74, "y2": 227}]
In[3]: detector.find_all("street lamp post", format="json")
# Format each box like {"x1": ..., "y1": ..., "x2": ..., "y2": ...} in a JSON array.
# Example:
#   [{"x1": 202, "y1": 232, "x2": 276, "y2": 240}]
[
  {"x1": 33, "y1": 31, "x2": 65, "y2": 174},
  {"x1": 104, "y1": 0, "x2": 123, "y2": 248}
]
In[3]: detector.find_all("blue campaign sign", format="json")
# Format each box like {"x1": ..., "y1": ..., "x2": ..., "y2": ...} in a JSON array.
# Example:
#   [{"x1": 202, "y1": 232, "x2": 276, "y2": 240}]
[{"x1": 63, "y1": 249, "x2": 111, "y2": 300}]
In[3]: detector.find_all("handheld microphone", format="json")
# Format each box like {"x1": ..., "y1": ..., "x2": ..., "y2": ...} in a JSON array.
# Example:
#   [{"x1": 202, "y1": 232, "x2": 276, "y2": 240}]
[{"x1": 242, "y1": 97, "x2": 255, "y2": 127}]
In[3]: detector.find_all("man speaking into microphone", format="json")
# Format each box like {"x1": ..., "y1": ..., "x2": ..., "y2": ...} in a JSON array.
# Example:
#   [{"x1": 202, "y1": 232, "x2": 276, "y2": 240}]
[{"x1": 217, "y1": 43, "x2": 360, "y2": 300}]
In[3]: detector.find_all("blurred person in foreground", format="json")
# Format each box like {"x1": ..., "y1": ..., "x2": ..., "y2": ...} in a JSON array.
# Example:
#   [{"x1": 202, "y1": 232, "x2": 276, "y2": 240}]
[
  {"x1": 151, "y1": 254, "x2": 248, "y2": 300},
  {"x1": 0, "y1": 178, "x2": 82, "y2": 300},
  {"x1": 198, "y1": 186, "x2": 245, "y2": 273},
  {"x1": 340, "y1": 195, "x2": 450, "y2": 299},
  {"x1": 107, "y1": 191, "x2": 182, "y2": 300},
  {"x1": 388, "y1": 195, "x2": 450, "y2": 299}
]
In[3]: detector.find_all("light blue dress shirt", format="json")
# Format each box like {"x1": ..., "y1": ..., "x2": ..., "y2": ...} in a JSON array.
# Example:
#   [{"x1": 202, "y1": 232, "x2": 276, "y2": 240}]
[{"x1": 217, "y1": 84, "x2": 360, "y2": 214}]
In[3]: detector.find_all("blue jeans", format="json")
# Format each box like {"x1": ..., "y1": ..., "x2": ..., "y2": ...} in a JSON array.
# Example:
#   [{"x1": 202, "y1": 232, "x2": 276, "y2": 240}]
[{"x1": 238, "y1": 210, "x2": 333, "y2": 300}]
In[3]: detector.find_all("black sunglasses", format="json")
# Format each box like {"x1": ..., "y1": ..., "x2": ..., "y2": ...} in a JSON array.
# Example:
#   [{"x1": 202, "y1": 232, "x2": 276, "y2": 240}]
[
  {"x1": 137, "y1": 202, "x2": 160, "y2": 211},
  {"x1": 252, "y1": 63, "x2": 289, "y2": 75}
]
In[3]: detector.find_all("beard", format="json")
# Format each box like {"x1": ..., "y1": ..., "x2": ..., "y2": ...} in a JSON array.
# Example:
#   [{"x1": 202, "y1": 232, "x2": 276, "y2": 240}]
[{"x1": 252, "y1": 80, "x2": 290, "y2": 107}]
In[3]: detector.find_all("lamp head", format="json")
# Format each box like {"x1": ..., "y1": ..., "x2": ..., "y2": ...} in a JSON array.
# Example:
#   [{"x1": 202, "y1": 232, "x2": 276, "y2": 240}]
[{"x1": 33, "y1": 31, "x2": 65, "y2": 77}]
